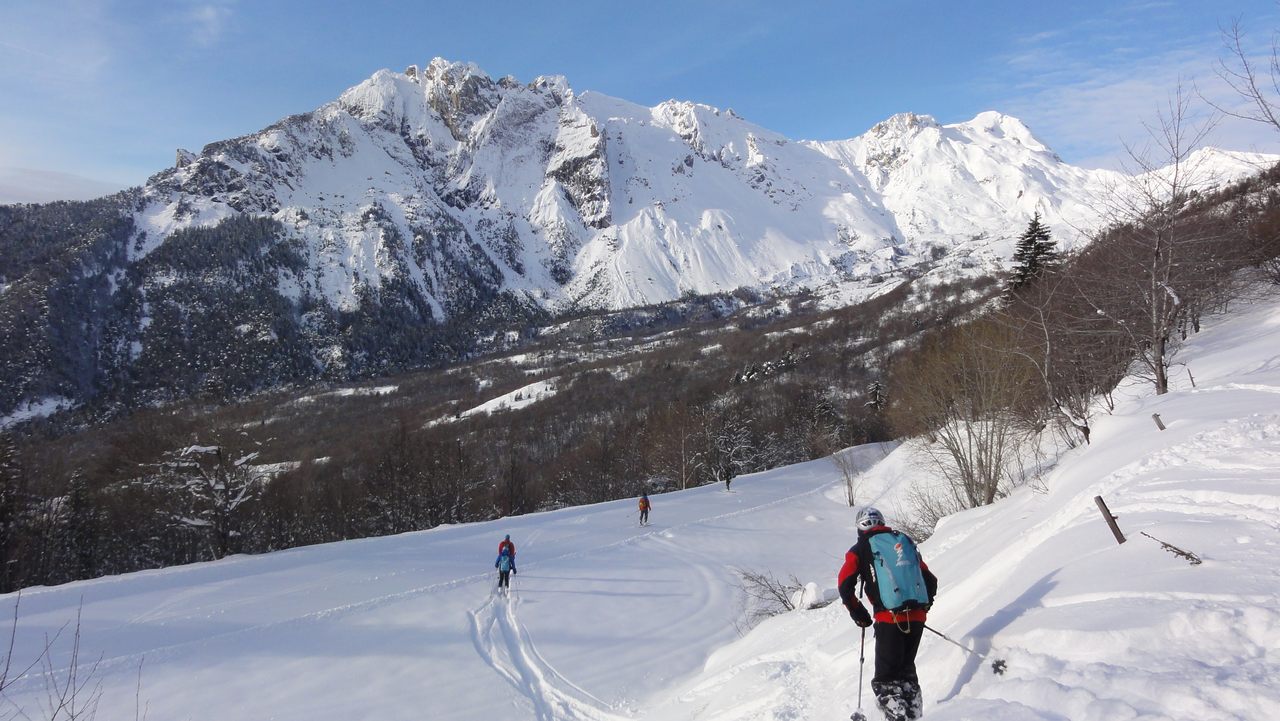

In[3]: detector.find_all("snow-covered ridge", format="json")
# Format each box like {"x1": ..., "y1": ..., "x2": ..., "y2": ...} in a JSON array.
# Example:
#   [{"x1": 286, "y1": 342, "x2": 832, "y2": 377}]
[{"x1": 137, "y1": 58, "x2": 1278, "y2": 318}]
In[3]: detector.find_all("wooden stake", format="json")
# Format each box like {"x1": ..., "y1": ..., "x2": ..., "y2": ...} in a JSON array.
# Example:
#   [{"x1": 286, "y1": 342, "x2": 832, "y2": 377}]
[
  {"x1": 1151, "y1": 413, "x2": 1166, "y2": 431},
  {"x1": 1094, "y1": 495, "x2": 1126, "y2": 544}
]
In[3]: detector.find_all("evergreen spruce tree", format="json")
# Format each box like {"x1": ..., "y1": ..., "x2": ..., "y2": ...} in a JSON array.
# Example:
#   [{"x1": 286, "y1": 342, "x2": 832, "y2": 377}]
[{"x1": 1008, "y1": 212, "x2": 1059, "y2": 292}]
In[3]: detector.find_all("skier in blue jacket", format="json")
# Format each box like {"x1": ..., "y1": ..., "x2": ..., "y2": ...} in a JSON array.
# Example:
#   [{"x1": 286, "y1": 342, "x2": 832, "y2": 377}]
[
  {"x1": 495, "y1": 548, "x2": 516, "y2": 592},
  {"x1": 838, "y1": 507, "x2": 938, "y2": 721}
]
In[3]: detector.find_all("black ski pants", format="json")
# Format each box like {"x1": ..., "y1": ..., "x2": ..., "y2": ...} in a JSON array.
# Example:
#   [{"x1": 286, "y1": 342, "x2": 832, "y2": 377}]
[
  {"x1": 497, "y1": 570, "x2": 510, "y2": 588},
  {"x1": 873, "y1": 620, "x2": 923, "y2": 685}
]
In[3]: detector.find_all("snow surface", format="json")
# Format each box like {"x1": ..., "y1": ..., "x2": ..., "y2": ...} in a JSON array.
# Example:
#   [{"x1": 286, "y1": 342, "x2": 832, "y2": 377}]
[
  {"x1": 3, "y1": 295, "x2": 1279, "y2": 720},
  {"x1": 460, "y1": 377, "x2": 560, "y2": 418},
  {"x1": 290, "y1": 384, "x2": 398, "y2": 405},
  {"x1": 0, "y1": 396, "x2": 75, "y2": 429}
]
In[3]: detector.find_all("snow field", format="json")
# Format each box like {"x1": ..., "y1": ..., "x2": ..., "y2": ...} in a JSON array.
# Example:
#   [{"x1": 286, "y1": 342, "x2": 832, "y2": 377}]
[{"x1": 0, "y1": 445, "x2": 889, "y2": 721}]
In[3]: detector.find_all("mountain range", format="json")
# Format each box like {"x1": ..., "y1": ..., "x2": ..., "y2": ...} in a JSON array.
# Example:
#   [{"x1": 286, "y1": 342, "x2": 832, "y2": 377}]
[{"x1": 0, "y1": 57, "x2": 1273, "y2": 424}]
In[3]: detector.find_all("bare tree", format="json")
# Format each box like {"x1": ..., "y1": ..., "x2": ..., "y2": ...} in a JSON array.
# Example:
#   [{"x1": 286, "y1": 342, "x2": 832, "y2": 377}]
[
  {"x1": 734, "y1": 568, "x2": 807, "y2": 629},
  {"x1": 888, "y1": 320, "x2": 1039, "y2": 509},
  {"x1": 1211, "y1": 19, "x2": 1280, "y2": 134},
  {"x1": 0, "y1": 596, "x2": 108, "y2": 721},
  {"x1": 156, "y1": 435, "x2": 266, "y2": 559},
  {"x1": 700, "y1": 405, "x2": 756, "y2": 490},
  {"x1": 37, "y1": 607, "x2": 103, "y2": 721},
  {"x1": 998, "y1": 270, "x2": 1132, "y2": 444},
  {"x1": 1078, "y1": 88, "x2": 1234, "y2": 395},
  {"x1": 832, "y1": 448, "x2": 863, "y2": 507},
  {"x1": 646, "y1": 401, "x2": 700, "y2": 490}
]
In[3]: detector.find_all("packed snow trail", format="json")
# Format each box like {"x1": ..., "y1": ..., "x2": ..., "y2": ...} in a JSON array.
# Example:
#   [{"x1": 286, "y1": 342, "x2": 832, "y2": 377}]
[{"x1": 0, "y1": 444, "x2": 892, "y2": 720}]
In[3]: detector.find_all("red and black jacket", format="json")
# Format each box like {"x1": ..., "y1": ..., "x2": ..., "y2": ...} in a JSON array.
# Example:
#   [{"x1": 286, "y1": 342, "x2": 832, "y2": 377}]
[{"x1": 837, "y1": 525, "x2": 938, "y2": 624}]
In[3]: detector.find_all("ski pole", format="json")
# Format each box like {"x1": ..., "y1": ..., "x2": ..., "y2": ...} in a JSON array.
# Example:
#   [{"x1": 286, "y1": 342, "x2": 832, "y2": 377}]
[
  {"x1": 922, "y1": 624, "x2": 1006, "y2": 675},
  {"x1": 850, "y1": 626, "x2": 868, "y2": 721}
]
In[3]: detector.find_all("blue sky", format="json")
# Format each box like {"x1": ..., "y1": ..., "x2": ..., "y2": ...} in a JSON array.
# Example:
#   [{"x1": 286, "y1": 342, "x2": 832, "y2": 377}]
[{"x1": 2, "y1": 0, "x2": 1279, "y2": 203}]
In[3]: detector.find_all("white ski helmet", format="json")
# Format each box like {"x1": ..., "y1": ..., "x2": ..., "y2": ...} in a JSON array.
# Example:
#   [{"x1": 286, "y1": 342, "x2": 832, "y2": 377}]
[{"x1": 856, "y1": 507, "x2": 885, "y2": 531}]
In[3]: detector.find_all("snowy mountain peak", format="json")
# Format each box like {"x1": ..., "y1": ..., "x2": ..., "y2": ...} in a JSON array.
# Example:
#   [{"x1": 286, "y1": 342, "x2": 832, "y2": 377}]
[
  {"x1": 960, "y1": 110, "x2": 1050, "y2": 152},
  {"x1": 869, "y1": 111, "x2": 941, "y2": 138},
  {"x1": 421, "y1": 56, "x2": 490, "y2": 86},
  {"x1": 419, "y1": 58, "x2": 502, "y2": 140},
  {"x1": 530, "y1": 73, "x2": 571, "y2": 100},
  {"x1": 1182, "y1": 145, "x2": 1275, "y2": 177},
  {"x1": 136, "y1": 61, "x2": 1276, "y2": 320},
  {"x1": 966, "y1": 109, "x2": 1023, "y2": 129}
]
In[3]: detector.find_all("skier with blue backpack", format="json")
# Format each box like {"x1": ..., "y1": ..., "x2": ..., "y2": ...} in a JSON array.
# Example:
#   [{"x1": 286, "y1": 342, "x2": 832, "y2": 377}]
[
  {"x1": 838, "y1": 507, "x2": 937, "y2": 721},
  {"x1": 495, "y1": 546, "x2": 516, "y2": 593}
]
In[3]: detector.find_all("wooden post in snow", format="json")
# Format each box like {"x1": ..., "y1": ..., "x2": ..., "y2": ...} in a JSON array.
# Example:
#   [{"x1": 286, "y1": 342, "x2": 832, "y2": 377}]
[
  {"x1": 1094, "y1": 495, "x2": 1126, "y2": 545},
  {"x1": 1151, "y1": 413, "x2": 1166, "y2": 431}
]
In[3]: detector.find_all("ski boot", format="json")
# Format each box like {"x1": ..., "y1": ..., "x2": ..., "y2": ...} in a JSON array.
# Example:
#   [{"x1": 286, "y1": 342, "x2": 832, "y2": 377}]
[{"x1": 871, "y1": 681, "x2": 907, "y2": 721}]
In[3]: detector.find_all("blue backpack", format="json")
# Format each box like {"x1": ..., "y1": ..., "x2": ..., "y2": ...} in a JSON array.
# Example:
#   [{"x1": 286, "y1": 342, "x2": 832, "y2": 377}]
[{"x1": 866, "y1": 531, "x2": 929, "y2": 613}]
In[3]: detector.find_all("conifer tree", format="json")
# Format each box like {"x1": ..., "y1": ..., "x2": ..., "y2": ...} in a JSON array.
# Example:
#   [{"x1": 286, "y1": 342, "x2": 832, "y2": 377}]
[{"x1": 1008, "y1": 212, "x2": 1058, "y2": 292}]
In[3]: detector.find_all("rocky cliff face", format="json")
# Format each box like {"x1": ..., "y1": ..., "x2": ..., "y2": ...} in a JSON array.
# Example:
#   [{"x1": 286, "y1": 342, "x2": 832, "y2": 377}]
[{"x1": 2, "y1": 58, "x2": 1273, "y2": 424}]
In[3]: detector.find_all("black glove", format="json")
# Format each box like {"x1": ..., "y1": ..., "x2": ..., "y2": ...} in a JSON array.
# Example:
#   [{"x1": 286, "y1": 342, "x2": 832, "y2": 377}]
[
  {"x1": 512, "y1": 567, "x2": 517, "y2": 574},
  {"x1": 848, "y1": 603, "x2": 873, "y2": 628}
]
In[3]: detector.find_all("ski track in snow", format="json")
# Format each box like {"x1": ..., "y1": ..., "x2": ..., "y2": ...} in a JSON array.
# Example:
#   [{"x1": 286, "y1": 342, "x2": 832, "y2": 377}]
[{"x1": 469, "y1": 592, "x2": 631, "y2": 721}]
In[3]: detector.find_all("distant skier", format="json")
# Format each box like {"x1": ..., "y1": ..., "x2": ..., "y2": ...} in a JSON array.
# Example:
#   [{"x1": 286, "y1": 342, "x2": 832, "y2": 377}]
[
  {"x1": 495, "y1": 547, "x2": 516, "y2": 593},
  {"x1": 498, "y1": 534, "x2": 515, "y2": 560},
  {"x1": 838, "y1": 507, "x2": 937, "y2": 721},
  {"x1": 639, "y1": 493, "x2": 651, "y2": 525}
]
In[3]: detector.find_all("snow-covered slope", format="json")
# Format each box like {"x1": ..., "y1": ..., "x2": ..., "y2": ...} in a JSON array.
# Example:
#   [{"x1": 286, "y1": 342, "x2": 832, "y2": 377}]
[
  {"x1": 648, "y1": 294, "x2": 1280, "y2": 721},
  {"x1": 3, "y1": 293, "x2": 1278, "y2": 720},
  {"x1": 0, "y1": 445, "x2": 892, "y2": 721},
  {"x1": 141, "y1": 58, "x2": 1276, "y2": 315}
]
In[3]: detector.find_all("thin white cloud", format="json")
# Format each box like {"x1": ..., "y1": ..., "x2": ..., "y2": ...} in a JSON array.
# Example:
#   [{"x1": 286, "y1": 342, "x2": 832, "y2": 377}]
[
  {"x1": 188, "y1": 2, "x2": 234, "y2": 47},
  {"x1": 0, "y1": 166, "x2": 125, "y2": 204},
  {"x1": 990, "y1": 16, "x2": 1280, "y2": 168}
]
